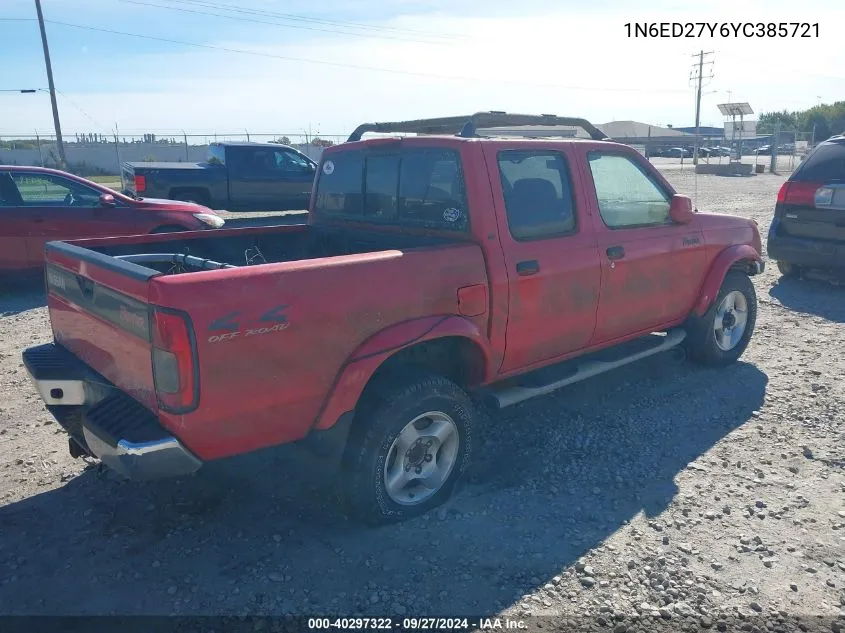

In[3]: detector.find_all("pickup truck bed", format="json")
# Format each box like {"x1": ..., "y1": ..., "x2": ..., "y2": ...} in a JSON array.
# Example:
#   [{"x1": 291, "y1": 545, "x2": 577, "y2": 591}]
[{"x1": 34, "y1": 223, "x2": 485, "y2": 471}]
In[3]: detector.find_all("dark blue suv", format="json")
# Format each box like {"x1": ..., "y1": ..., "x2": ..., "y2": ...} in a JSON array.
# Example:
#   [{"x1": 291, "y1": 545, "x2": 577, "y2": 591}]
[{"x1": 767, "y1": 135, "x2": 845, "y2": 278}]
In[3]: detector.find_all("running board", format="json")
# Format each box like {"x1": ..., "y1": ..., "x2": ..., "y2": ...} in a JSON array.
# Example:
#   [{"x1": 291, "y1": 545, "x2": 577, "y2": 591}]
[{"x1": 488, "y1": 329, "x2": 687, "y2": 409}]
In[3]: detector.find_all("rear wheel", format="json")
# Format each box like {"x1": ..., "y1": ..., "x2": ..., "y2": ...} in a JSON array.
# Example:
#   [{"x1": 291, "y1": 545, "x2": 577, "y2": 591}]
[
  {"x1": 776, "y1": 260, "x2": 800, "y2": 278},
  {"x1": 684, "y1": 271, "x2": 757, "y2": 367},
  {"x1": 341, "y1": 370, "x2": 475, "y2": 525}
]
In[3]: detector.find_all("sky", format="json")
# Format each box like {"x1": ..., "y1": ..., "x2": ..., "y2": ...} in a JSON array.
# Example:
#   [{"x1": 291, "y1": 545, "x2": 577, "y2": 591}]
[{"x1": 0, "y1": 0, "x2": 843, "y2": 141}]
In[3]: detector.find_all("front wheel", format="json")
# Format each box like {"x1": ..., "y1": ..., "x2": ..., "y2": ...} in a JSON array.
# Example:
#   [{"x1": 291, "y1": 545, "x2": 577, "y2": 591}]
[
  {"x1": 341, "y1": 371, "x2": 476, "y2": 525},
  {"x1": 685, "y1": 271, "x2": 757, "y2": 367}
]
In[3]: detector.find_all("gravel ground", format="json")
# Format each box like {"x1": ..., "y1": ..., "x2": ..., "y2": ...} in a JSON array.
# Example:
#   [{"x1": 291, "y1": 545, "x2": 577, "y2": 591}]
[{"x1": 1, "y1": 164, "x2": 844, "y2": 632}]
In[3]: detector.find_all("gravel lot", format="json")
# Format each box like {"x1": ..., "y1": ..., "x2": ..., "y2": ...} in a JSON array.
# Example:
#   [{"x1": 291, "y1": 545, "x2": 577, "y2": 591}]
[{"x1": 1, "y1": 162, "x2": 843, "y2": 632}]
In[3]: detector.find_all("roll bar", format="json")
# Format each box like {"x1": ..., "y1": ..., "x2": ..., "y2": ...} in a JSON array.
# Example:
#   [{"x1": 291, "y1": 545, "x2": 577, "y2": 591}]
[{"x1": 346, "y1": 111, "x2": 610, "y2": 142}]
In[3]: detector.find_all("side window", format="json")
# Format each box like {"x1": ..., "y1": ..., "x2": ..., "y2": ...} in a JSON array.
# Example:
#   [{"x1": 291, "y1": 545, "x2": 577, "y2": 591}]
[
  {"x1": 280, "y1": 150, "x2": 313, "y2": 172},
  {"x1": 10, "y1": 173, "x2": 100, "y2": 207},
  {"x1": 587, "y1": 153, "x2": 671, "y2": 228},
  {"x1": 364, "y1": 154, "x2": 399, "y2": 218},
  {"x1": 497, "y1": 151, "x2": 576, "y2": 240}
]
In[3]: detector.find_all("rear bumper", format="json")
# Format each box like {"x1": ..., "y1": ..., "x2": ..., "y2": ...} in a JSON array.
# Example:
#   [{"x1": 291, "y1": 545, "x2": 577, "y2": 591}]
[
  {"x1": 22, "y1": 343, "x2": 202, "y2": 481},
  {"x1": 767, "y1": 219, "x2": 845, "y2": 269}
]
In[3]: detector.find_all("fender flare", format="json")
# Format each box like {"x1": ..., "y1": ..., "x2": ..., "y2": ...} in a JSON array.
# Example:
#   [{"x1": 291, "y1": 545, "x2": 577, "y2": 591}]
[
  {"x1": 312, "y1": 315, "x2": 492, "y2": 431},
  {"x1": 693, "y1": 244, "x2": 762, "y2": 317}
]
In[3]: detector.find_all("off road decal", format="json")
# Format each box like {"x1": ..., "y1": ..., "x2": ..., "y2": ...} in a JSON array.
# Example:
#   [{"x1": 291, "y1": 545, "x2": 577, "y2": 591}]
[
  {"x1": 206, "y1": 304, "x2": 290, "y2": 343},
  {"x1": 209, "y1": 311, "x2": 240, "y2": 331}
]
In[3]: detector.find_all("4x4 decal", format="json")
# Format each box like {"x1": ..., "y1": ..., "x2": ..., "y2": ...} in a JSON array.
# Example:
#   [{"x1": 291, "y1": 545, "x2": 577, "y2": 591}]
[{"x1": 207, "y1": 304, "x2": 290, "y2": 343}]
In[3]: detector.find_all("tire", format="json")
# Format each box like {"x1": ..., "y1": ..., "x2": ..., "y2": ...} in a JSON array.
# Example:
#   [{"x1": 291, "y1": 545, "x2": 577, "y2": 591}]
[
  {"x1": 341, "y1": 370, "x2": 476, "y2": 526},
  {"x1": 776, "y1": 260, "x2": 799, "y2": 278},
  {"x1": 684, "y1": 271, "x2": 757, "y2": 367}
]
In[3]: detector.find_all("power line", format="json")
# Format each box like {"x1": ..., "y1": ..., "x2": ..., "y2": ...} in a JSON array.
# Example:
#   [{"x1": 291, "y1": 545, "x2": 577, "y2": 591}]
[
  {"x1": 166, "y1": 0, "x2": 460, "y2": 39},
  {"x1": 7, "y1": 18, "x2": 690, "y2": 94},
  {"x1": 117, "y1": 0, "x2": 457, "y2": 44}
]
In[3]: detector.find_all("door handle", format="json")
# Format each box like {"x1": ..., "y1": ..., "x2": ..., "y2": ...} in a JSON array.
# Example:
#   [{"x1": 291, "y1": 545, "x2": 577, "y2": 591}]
[
  {"x1": 606, "y1": 245, "x2": 625, "y2": 260},
  {"x1": 516, "y1": 260, "x2": 540, "y2": 276}
]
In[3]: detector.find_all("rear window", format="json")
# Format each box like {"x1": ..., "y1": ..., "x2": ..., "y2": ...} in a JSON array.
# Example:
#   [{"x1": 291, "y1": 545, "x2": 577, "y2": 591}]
[
  {"x1": 208, "y1": 145, "x2": 226, "y2": 165},
  {"x1": 314, "y1": 148, "x2": 468, "y2": 231},
  {"x1": 794, "y1": 140, "x2": 845, "y2": 183}
]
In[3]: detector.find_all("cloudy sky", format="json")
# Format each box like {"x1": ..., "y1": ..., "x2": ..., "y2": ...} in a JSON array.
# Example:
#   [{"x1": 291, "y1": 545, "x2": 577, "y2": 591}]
[{"x1": 0, "y1": 0, "x2": 842, "y2": 140}]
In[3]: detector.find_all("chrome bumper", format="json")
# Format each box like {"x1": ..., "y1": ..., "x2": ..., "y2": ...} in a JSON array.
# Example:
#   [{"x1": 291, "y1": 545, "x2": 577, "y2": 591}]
[
  {"x1": 82, "y1": 427, "x2": 202, "y2": 481},
  {"x1": 22, "y1": 343, "x2": 202, "y2": 481}
]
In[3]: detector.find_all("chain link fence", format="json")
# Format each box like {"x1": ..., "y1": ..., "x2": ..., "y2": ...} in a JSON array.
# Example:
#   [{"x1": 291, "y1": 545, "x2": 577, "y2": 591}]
[{"x1": 0, "y1": 131, "x2": 348, "y2": 176}]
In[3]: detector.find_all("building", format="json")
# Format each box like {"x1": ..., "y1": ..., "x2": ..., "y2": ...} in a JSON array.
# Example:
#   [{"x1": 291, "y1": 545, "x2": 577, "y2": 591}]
[{"x1": 481, "y1": 120, "x2": 707, "y2": 155}]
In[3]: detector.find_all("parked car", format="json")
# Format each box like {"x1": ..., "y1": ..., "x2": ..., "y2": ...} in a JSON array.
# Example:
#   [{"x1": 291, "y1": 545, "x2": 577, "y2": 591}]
[
  {"x1": 663, "y1": 147, "x2": 692, "y2": 158},
  {"x1": 0, "y1": 165, "x2": 224, "y2": 275},
  {"x1": 755, "y1": 145, "x2": 773, "y2": 155},
  {"x1": 703, "y1": 146, "x2": 731, "y2": 157},
  {"x1": 121, "y1": 142, "x2": 317, "y2": 212},
  {"x1": 22, "y1": 112, "x2": 764, "y2": 525},
  {"x1": 767, "y1": 134, "x2": 845, "y2": 277}
]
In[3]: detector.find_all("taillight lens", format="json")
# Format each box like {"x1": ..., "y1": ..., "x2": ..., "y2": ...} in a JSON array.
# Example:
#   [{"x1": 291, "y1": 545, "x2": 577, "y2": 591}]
[
  {"x1": 151, "y1": 309, "x2": 197, "y2": 412},
  {"x1": 777, "y1": 181, "x2": 823, "y2": 207},
  {"x1": 134, "y1": 174, "x2": 146, "y2": 193}
]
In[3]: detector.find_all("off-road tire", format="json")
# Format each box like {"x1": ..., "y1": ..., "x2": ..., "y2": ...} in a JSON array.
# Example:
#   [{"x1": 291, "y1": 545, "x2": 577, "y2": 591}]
[
  {"x1": 685, "y1": 271, "x2": 757, "y2": 367},
  {"x1": 341, "y1": 370, "x2": 476, "y2": 526}
]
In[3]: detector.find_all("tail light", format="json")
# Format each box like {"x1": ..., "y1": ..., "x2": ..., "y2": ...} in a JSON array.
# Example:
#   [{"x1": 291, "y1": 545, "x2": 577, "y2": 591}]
[
  {"x1": 134, "y1": 174, "x2": 147, "y2": 193},
  {"x1": 151, "y1": 308, "x2": 198, "y2": 413},
  {"x1": 777, "y1": 181, "x2": 823, "y2": 207}
]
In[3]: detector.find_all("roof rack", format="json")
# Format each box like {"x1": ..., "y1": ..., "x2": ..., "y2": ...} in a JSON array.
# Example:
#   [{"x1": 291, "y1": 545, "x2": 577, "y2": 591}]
[{"x1": 346, "y1": 111, "x2": 610, "y2": 143}]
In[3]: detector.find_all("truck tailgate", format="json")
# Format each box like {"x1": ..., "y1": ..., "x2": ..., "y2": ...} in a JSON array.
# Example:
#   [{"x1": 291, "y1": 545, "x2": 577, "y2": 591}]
[{"x1": 44, "y1": 242, "x2": 160, "y2": 410}]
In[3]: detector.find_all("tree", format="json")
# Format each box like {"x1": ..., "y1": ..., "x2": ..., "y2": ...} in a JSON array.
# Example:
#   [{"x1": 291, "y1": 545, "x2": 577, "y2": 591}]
[
  {"x1": 758, "y1": 110, "x2": 797, "y2": 134},
  {"x1": 311, "y1": 137, "x2": 335, "y2": 147},
  {"x1": 758, "y1": 101, "x2": 845, "y2": 139}
]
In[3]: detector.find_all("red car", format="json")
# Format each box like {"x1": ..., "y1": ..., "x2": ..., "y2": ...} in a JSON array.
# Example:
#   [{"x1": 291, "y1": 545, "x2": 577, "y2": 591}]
[{"x1": 0, "y1": 165, "x2": 224, "y2": 274}]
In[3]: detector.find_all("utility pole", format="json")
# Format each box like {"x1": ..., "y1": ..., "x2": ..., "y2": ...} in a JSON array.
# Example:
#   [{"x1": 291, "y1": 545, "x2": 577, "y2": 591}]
[
  {"x1": 34, "y1": 0, "x2": 66, "y2": 168},
  {"x1": 690, "y1": 50, "x2": 714, "y2": 165},
  {"x1": 770, "y1": 123, "x2": 780, "y2": 174}
]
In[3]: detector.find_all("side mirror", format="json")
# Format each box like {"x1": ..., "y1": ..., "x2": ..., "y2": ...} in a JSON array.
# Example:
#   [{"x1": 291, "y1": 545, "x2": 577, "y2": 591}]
[
  {"x1": 668, "y1": 194, "x2": 694, "y2": 224},
  {"x1": 99, "y1": 193, "x2": 116, "y2": 208}
]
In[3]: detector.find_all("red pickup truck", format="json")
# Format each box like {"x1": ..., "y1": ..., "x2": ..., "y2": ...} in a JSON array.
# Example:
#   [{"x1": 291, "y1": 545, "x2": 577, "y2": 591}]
[{"x1": 22, "y1": 113, "x2": 764, "y2": 525}]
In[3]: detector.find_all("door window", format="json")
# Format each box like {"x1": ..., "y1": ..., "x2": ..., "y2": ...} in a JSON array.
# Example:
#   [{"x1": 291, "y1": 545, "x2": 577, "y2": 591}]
[
  {"x1": 497, "y1": 151, "x2": 576, "y2": 240},
  {"x1": 587, "y1": 153, "x2": 671, "y2": 228},
  {"x1": 9, "y1": 173, "x2": 101, "y2": 207},
  {"x1": 277, "y1": 150, "x2": 313, "y2": 173}
]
